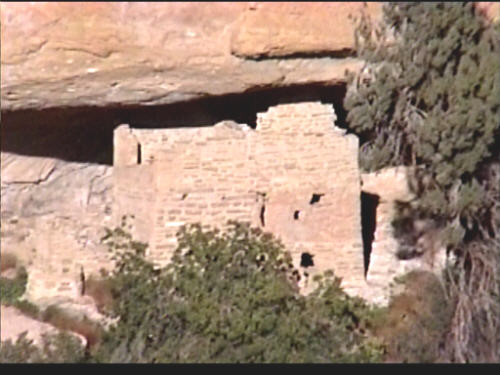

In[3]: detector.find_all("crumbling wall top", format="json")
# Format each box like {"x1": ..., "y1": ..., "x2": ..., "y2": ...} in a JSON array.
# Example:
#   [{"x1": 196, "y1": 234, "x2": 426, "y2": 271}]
[{"x1": 255, "y1": 102, "x2": 343, "y2": 135}]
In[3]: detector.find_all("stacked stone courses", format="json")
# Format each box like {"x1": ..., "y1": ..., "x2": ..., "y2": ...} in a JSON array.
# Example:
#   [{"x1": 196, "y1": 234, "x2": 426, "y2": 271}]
[
  {"x1": 114, "y1": 102, "x2": 366, "y2": 296},
  {"x1": 4, "y1": 102, "x2": 432, "y2": 305}
]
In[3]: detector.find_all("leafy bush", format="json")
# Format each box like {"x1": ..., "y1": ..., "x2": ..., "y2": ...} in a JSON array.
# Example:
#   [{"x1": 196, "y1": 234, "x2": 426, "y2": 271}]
[
  {"x1": 12, "y1": 300, "x2": 40, "y2": 320},
  {"x1": 91, "y1": 221, "x2": 383, "y2": 363},
  {"x1": 345, "y1": 3, "x2": 500, "y2": 362},
  {"x1": 345, "y1": 2, "x2": 499, "y2": 248},
  {"x1": 0, "y1": 331, "x2": 86, "y2": 363},
  {"x1": 0, "y1": 267, "x2": 28, "y2": 305}
]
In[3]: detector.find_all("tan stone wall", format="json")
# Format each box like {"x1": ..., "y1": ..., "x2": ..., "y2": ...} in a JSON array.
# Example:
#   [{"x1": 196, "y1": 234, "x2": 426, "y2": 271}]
[
  {"x1": 21, "y1": 213, "x2": 113, "y2": 303},
  {"x1": 113, "y1": 102, "x2": 366, "y2": 296},
  {"x1": 360, "y1": 167, "x2": 447, "y2": 305},
  {"x1": 252, "y1": 103, "x2": 364, "y2": 293},
  {"x1": 1, "y1": 154, "x2": 114, "y2": 304}
]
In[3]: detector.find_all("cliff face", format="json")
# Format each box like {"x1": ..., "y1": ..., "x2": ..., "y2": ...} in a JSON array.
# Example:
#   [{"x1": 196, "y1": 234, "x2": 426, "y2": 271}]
[
  {"x1": 3, "y1": 2, "x2": 496, "y2": 111},
  {"x1": 1, "y1": 2, "x2": 381, "y2": 111}
]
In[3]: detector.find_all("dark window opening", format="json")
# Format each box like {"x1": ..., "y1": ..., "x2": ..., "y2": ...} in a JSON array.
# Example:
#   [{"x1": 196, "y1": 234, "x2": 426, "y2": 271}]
[
  {"x1": 80, "y1": 266, "x2": 86, "y2": 296},
  {"x1": 256, "y1": 192, "x2": 266, "y2": 227},
  {"x1": 137, "y1": 143, "x2": 142, "y2": 164},
  {"x1": 294, "y1": 210, "x2": 301, "y2": 220},
  {"x1": 260, "y1": 204, "x2": 266, "y2": 227},
  {"x1": 300, "y1": 252, "x2": 314, "y2": 268},
  {"x1": 396, "y1": 246, "x2": 422, "y2": 260},
  {"x1": 361, "y1": 192, "x2": 380, "y2": 278},
  {"x1": 309, "y1": 193, "x2": 324, "y2": 205}
]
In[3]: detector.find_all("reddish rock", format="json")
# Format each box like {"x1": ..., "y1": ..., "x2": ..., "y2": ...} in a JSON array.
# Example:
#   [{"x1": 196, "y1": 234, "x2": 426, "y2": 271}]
[
  {"x1": 0, "y1": 2, "x2": 377, "y2": 111},
  {"x1": 475, "y1": 2, "x2": 500, "y2": 23},
  {"x1": 360, "y1": 167, "x2": 447, "y2": 305},
  {"x1": 231, "y1": 2, "x2": 382, "y2": 58},
  {"x1": 0, "y1": 305, "x2": 86, "y2": 348}
]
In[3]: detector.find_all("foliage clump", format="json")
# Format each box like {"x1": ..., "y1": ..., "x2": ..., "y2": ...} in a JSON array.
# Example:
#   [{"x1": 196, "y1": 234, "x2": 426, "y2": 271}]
[
  {"x1": 0, "y1": 264, "x2": 41, "y2": 319},
  {"x1": 92, "y1": 221, "x2": 383, "y2": 363},
  {"x1": 345, "y1": 2, "x2": 500, "y2": 362},
  {"x1": 0, "y1": 331, "x2": 86, "y2": 364},
  {"x1": 0, "y1": 269, "x2": 92, "y2": 363},
  {"x1": 0, "y1": 267, "x2": 28, "y2": 306}
]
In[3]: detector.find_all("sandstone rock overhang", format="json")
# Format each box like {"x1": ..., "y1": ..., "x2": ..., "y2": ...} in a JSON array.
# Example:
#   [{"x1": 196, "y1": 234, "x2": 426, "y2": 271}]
[
  {"x1": 0, "y1": 2, "x2": 381, "y2": 112},
  {"x1": 230, "y1": 2, "x2": 382, "y2": 58}
]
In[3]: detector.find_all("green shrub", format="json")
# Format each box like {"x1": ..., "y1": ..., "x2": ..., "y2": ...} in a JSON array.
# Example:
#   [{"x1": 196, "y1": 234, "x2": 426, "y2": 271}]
[
  {"x1": 12, "y1": 299, "x2": 40, "y2": 320},
  {"x1": 345, "y1": 2, "x2": 499, "y2": 245},
  {"x1": 0, "y1": 331, "x2": 86, "y2": 363},
  {"x1": 345, "y1": 2, "x2": 500, "y2": 362},
  {"x1": 0, "y1": 267, "x2": 28, "y2": 305},
  {"x1": 92, "y1": 221, "x2": 383, "y2": 363}
]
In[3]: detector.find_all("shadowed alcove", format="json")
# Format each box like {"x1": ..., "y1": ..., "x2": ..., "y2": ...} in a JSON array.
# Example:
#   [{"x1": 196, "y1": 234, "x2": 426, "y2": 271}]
[
  {"x1": 361, "y1": 191, "x2": 380, "y2": 278},
  {"x1": 1, "y1": 83, "x2": 348, "y2": 166}
]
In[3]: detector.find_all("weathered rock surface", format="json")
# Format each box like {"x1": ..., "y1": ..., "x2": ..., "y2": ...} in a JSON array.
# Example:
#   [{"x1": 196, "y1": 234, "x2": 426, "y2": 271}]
[
  {"x1": 476, "y1": 2, "x2": 500, "y2": 22},
  {"x1": 0, "y1": 2, "x2": 380, "y2": 111},
  {"x1": 0, "y1": 305, "x2": 86, "y2": 348},
  {"x1": 231, "y1": 2, "x2": 382, "y2": 58},
  {"x1": 361, "y1": 167, "x2": 447, "y2": 305},
  {"x1": 1, "y1": 155, "x2": 112, "y2": 218},
  {"x1": 1, "y1": 152, "x2": 113, "y2": 302}
]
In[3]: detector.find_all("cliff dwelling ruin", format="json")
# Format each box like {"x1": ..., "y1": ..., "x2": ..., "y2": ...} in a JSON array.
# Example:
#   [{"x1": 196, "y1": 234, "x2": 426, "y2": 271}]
[
  {"x1": 2, "y1": 2, "x2": 487, "y2": 345},
  {"x1": 113, "y1": 102, "x2": 365, "y2": 295},
  {"x1": 1, "y1": 96, "x2": 447, "y2": 307},
  {"x1": 111, "y1": 100, "x2": 446, "y2": 303},
  {"x1": 1, "y1": 95, "x2": 448, "y2": 307},
  {"x1": 0, "y1": 1, "x2": 446, "y2": 306}
]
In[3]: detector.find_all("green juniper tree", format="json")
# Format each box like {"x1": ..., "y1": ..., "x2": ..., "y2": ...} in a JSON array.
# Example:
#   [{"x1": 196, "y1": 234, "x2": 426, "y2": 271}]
[
  {"x1": 345, "y1": 2, "x2": 500, "y2": 362},
  {"x1": 92, "y1": 221, "x2": 383, "y2": 363}
]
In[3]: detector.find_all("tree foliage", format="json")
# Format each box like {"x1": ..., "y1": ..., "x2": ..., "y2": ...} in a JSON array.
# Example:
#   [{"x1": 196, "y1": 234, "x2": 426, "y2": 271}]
[
  {"x1": 0, "y1": 331, "x2": 86, "y2": 364},
  {"x1": 92, "y1": 221, "x2": 383, "y2": 363},
  {"x1": 0, "y1": 267, "x2": 28, "y2": 306},
  {"x1": 345, "y1": 2, "x2": 500, "y2": 362}
]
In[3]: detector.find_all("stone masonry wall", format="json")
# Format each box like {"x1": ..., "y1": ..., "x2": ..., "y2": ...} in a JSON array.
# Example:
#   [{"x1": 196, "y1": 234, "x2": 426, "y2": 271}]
[
  {"x1": 114, "y1": 102, "x2": 366, "y2": 296},
  {"x1": 1, "y1": 156, "x2": 114, "y2": 304},
  {"x1": 361, "y1": 167, "x2": 448, "y2": 305},
  {"x1": 4, "y1": 103, "x2": 431, "y2": 307},
  {"x1": 20, "y1": 212, "x2": 113, "y2": 304},
  {"x1": 252, "y1": 104, "x2": 364, "y2": 293}
]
